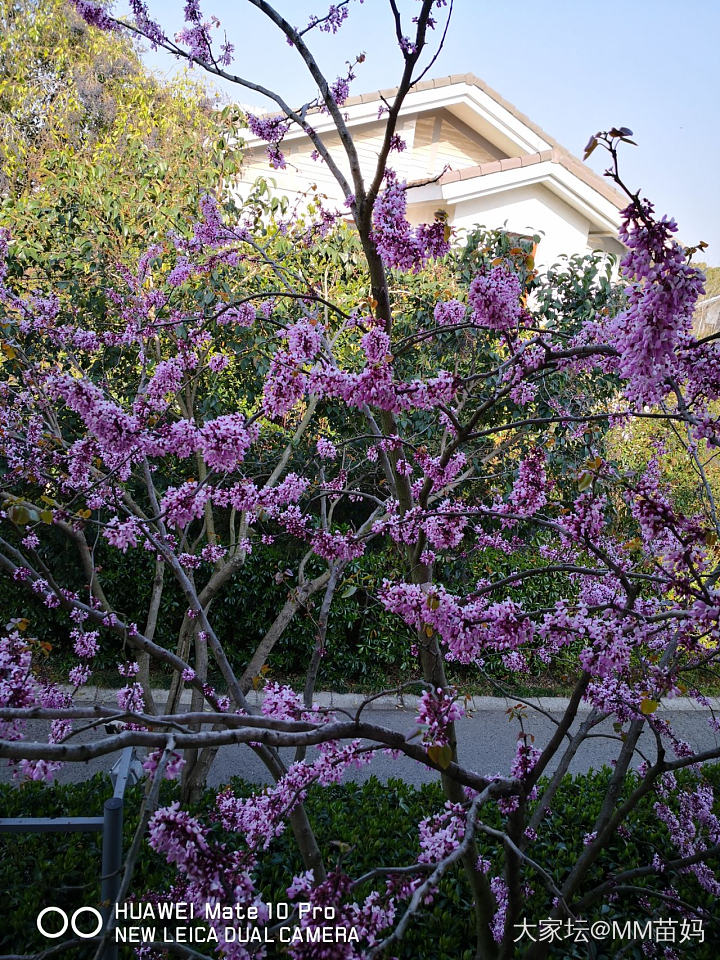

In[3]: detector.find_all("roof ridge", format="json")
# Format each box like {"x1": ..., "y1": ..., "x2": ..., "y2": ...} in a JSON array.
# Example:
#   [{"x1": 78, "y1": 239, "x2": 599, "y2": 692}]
[{"x1": 341, "y1": 73, "x2": 626, "y2": 210}]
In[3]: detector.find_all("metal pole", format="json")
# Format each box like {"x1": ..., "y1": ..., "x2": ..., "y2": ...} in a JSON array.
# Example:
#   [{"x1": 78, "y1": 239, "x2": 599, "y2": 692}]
[
  {"x1": 1, "y1": 748, "x2": 136, "y2": 958},
  {"x1": 100, "y1": 797, "x2": 123, "y2": 960}
]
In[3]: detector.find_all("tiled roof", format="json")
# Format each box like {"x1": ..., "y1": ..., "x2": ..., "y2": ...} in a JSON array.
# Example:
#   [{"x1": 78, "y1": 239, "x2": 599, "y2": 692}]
[
  {"x1": 436, "y1": 149, "x2": 626, "y2": 210},
  {"x1": 342, "y1": 73, "x2": 627, "y2": 211}
]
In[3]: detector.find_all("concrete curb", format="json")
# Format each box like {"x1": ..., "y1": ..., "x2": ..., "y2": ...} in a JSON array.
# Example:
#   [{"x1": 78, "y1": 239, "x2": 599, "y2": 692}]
[{"x1": 66, "y1": 686, "x2": 720, "y2": 714}]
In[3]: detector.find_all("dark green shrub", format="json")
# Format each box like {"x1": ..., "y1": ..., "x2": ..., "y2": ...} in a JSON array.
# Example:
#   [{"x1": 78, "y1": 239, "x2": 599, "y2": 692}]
[{"x1": 1, "y1": 767, "x2": 718, "y2": 958}]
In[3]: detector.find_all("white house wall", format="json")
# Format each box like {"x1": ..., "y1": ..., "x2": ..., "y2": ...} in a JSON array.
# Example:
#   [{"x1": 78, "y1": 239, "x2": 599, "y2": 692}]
[
  {"x1": 240, "y1": 118, "x2": 439, "y2": 206},
  {"x1": 240, "y1": 121, "x2": 393, "y2": 207},
  {"x1": 409, "y1": 111, "x2": 504, "y2": 178},
  {"x1": 239, "y1": 110, "x2": 510, "y2": 207},
  {"x1": 235, "y1": 75, "x2": 624, "y2": 273},
  {"x1": 451, "y1": 184, "x2": 590, "y2": 270}
]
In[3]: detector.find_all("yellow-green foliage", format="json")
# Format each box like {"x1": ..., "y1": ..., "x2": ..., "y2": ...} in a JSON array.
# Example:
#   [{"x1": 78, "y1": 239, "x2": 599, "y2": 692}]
[
  {"x1": 606, "y1": 403, "x2": 720, "y2": 520},
  {"x1": 0, "y1": 0, "x2": 242, "y2": 283},
  {"x1": 695, "y1": 263, "x2": 720, "y2": 301}
]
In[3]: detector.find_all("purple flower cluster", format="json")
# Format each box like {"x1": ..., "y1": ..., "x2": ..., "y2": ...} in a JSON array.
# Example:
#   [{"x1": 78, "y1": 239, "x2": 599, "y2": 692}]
[
  {"x1": 433, "y1": 298, "x2": 466, "y2": 327},
  {"x1": 70, "y1": 0, "x2": 117, "y2": 31},
  {"x1": 416, "y1": 686, "x2": 465, "y2": 746},
  {"x1": 260, "y1": 682, "x2": 304, "y2": 721},
  {"x1": 143, "y1": 749, "x2": 186, "y2": 781},
  {"x1": 305, "y1": 3, "x2": 357, "y2": 34},
  {"x1": 330, "y1": 75, "x2": 351, "y2": 105},
  {"x1": 607, "y1": 199, "x2": 705, "y2": 405},
  {"x1": 0, "y1": 628, "x2": 68, "y2": 780},
  {"x1": 172, "y1": 1, "x2": 233, "y2": 66},
  {"x1": 360, "y1": 327, "x2": 391, "y2": 364},
  {"x1": 144, "y1": 358, "x2": 185, "y2": 409},
  {"x1": 468, "y1": 266, "x2": 523, "y2": 330},
  {"x1": 246, "y1": 112, "x2": 291, "y2": 170},
  {"x1": 160, "y1": 481, "x2": 213, "y2": 530},
  {"x1": 655, "y1": 782, "x2": 720, "y2": 894},
  {"x1": 418, "y1": 802, "x2": 465, "y2": 863},
  {"x1": 129, "y1": 0, "x2": 166, "y2": 47},
  {"x1": 218, "y1": 302, "x2": 255, "y2": 327},
  {"x1": 198, "y1": 413, "x2": 257, "y2": 472},
  {"x1": 371, "y1": 171, "x2": 450, "y2": 272},
  {"x1": 316, "y1": 437, "x2": 338, "y2": 459},
  {"x1": 380, "y1": 583, "x2": 533, "y2": 664},
  {"x1": 506, "y1": 448, "x2": 549, "y2": 516},
  {"x1": 72, "y1": 628, "x2": 99, "y2": 658},
  {"x1": 103, "y1": 516, "x2": 143, "y2": 552}
]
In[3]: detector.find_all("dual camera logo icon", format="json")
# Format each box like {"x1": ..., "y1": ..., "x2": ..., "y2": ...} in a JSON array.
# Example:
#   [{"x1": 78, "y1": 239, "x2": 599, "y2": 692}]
[{"x1": 36, "y1": 906, "x2": 104, "y2": 939}]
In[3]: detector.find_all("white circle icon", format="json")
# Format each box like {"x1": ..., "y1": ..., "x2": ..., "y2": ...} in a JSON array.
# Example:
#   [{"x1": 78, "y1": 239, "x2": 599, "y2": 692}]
[
  {"x1": 36, "y1": 907, "x2": 68, "y2": 939},
  {"x1": 36, "y1": 906, "x2": 104, "y2": 939}
]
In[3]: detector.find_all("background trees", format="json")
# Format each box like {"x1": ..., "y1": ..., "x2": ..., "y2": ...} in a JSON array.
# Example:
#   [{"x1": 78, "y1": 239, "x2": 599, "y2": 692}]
[{"x1": 0, "y1": 0, "x2": 242, "y2": 304}]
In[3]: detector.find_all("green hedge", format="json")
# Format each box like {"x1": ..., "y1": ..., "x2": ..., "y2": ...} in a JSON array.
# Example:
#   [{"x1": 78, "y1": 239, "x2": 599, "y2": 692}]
[
  {"x1": 1, "y1": 766, "x2": 718, "y2": 958},
  {"x1": 0, "y1": 538, "x2": 417, "y2": 689},
  {"x1": 0, "y1": 530, "x2": 581, "y2": 693}
]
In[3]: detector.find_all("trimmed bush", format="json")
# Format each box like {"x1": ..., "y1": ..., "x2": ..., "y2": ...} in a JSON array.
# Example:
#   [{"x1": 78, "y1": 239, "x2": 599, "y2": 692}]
[{"x1": 1, "y1": 766, "x2": 718, "y2": 958}]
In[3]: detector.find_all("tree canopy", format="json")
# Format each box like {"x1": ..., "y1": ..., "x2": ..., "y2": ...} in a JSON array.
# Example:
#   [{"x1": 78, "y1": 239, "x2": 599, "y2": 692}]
[{"x1": 1, "y1": 3, "x2": 720, "y2": 959}]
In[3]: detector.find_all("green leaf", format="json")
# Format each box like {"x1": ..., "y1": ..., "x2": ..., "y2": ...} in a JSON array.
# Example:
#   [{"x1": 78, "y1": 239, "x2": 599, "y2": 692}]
[
  {"x1": 577, "y1": 471, "x2": 592, "y2": 492},
  {"x1": 8, "y1": 504, "x2": 31, "y2": 525},
  {"x1": 427, "y1": 744, "x2": 453, "y2": 769}
]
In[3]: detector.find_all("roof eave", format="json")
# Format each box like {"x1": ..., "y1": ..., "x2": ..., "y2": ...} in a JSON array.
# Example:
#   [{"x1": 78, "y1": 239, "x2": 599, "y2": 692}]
[{"x1": 409, "y1": 162, "x2": 623, "y2": 236}]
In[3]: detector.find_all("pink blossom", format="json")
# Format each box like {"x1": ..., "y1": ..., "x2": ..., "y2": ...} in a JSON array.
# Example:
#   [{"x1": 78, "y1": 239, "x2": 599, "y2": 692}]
[
  {"x1": 434, "y1": 299, "x2": 466, "y2": 326},
  {"x1": 316, "y1": 437, "x2": 338, "y2": 459},
  {"x1": 468, "y1": 266, "x2": 523, "y2": 330},
  {"x1": 103, "y1": 516, "x2": 143, "y2": 552},
  {"x1": 417, "y1": 686, "x2": 465, "y2": 746},
  {"x1": 198, "y1": 413, "x2": 256, "y2": 472},
  {"x1": 72, "y1": 628, "x2": 99, "y2": 658},
  {"x1": 372, "y1": 171, "x2": 450, "y2": 272},
  {"x1": 68, "y1": 664, "x2": 92, "y2": 686}
]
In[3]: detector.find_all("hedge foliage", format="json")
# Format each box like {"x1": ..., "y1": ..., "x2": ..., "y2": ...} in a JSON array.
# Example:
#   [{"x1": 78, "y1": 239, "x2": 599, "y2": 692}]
[
  {"x1": 0, "y1": 537, "x2": 419, "y2": 689},
  {"x1": 0, "y1": 531, "x2": 584, "y2": 691},
  {"x1": 1, "y1": 766, "x2": 718, "y2": 958}
]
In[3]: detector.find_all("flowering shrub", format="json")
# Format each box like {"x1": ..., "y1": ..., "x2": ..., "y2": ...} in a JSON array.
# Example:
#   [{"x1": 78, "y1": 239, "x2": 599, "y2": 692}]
[{"x1": 1, "y1": 4, "x2": 720, "y2": 959}]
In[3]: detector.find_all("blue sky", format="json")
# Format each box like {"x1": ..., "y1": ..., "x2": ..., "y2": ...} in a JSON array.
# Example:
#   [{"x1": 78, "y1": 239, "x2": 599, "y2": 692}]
[{"x1": 125, "y1": 1, "x2": 720, "y2": 266}]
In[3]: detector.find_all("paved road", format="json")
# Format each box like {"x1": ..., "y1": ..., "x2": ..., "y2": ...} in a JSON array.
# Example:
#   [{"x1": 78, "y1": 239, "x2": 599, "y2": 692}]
[
  {"x1": 207, "y1": 705, "x2": 720, "y2": 788},
  {"x1": 2, "y1": 697, "x2": 719, "y2": 790}
]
